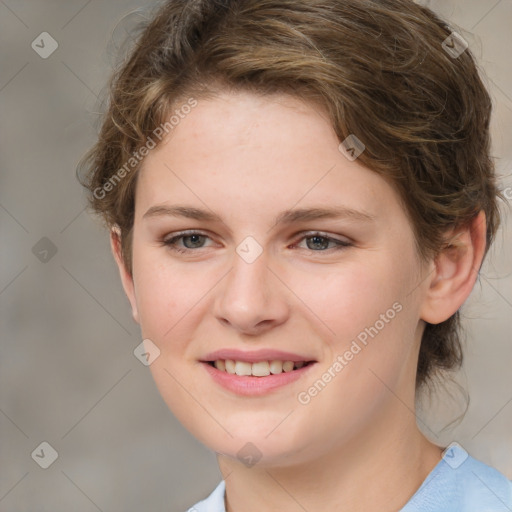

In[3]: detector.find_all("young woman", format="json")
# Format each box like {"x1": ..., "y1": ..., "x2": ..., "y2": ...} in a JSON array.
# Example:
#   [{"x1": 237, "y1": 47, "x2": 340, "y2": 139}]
[{"x1": 80, "y1": 0, "x2": 512, "y2": 510}]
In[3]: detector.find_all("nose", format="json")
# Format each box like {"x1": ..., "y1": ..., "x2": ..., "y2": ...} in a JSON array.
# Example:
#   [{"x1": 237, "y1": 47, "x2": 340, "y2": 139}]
[{"x1": 213, "y1": 246, "x2": 290, "y2": 336}]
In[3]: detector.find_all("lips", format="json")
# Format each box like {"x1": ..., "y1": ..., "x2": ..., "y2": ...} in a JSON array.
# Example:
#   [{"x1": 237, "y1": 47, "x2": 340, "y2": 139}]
[
  {"x1": 199, "y1": 348, "x2": 317, "y2": 394},
  {"x1": 200, "y1": 349, "x2": 317, "y2": 377},
  {"x1": 200, "y1": 348, "x2": 316, "y2": 364},
  {"x1": 200, "y1": 355, "x2": 317, "y2": 396}
]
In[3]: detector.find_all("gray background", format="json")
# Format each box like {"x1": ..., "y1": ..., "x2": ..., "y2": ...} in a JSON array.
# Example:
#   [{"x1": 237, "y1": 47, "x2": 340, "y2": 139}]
[{"x1": 1, "y1": 1, "x2": 511, "y2": 511}]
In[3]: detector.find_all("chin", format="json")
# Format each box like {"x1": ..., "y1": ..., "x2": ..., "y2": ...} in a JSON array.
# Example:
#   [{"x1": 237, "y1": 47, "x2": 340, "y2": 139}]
[{"x1": 194, "y1": 423, "x2": 315, "y2": 469}]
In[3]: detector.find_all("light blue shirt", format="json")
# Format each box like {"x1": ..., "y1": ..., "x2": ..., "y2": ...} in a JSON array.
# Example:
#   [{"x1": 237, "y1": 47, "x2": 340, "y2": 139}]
[{"x1": 187, "y1": 443, "x2": 512, "y2": 511}]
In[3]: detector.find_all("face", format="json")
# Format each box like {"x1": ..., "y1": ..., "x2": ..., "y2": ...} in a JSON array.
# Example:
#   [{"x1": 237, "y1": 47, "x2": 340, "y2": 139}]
[{"x1": 119, "y1": 91, "x2": 434, "y2": 467}]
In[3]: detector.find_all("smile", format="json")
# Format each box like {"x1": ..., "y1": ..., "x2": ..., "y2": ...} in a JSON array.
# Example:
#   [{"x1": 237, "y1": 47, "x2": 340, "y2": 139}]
[
  {"x1": 207, "y1": 359, "x2": 314, "y2": 377},
  {"x1": 201, "y1": 359, "x2": 317, "y2": 396}
]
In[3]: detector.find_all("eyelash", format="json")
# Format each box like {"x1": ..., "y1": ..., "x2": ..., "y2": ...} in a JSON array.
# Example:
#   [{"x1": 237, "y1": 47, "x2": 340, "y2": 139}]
[{"x1": 162, "y1": 230, "x2": 352, "y2": 254}]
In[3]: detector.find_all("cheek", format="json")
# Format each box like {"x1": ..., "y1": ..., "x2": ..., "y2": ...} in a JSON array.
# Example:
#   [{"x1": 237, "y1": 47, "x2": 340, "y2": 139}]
[
  {"x1": 296, "y1": 257, "x2": 409, "y2": 344},
  {"x1": 130, "y1": 252, "x2": 213, "y2": 431},
  {"x1": 131, "y1": 246, "x2": 189, "y2": 342},
  {"x1": 299, "y1": 253, "x2": 420, "y2": 390},
  {"x1": 131, "y1": 246, "x2": 226, "y2": 364},
  {"x1": 133, "y1": 242, "x2": 418, "y2": 352}
]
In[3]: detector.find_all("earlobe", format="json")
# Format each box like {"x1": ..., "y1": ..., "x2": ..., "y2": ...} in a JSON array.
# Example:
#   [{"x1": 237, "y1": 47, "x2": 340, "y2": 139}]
[
  {"x1": 420, "y1": 211, "x2": 487, "y2": 325},
  {"x1": 110, "y1": 226, "x2": 140, "y2": 324}
]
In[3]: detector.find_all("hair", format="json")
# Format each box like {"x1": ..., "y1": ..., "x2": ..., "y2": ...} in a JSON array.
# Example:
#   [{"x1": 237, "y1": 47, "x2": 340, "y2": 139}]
[{"x1": 78, "y1": 0, "x2": 503, "y2": 391}]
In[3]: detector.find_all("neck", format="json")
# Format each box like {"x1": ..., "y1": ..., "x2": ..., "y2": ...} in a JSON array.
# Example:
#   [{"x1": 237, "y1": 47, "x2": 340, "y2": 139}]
[{"x1": 217, "y1": 405, "x2": 443, "y2": 512}]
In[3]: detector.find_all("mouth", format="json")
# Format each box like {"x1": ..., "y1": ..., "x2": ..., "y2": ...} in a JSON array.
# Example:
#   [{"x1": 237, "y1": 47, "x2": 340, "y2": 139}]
[
  {"x1": 199, "y1": 349, "x2": 318, "y2": 395},
  {"x1": 199, "y1": 355, "x2": 318, "y2": 396},
  {"x1": 203, "y1": 359, "x2": 316, "y2": 377}
]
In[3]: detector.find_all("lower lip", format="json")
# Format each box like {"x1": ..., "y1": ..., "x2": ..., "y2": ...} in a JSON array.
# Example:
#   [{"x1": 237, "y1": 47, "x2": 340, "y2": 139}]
[{"x1": 200, "y1": 362, "x2": 317, "y2": 396}]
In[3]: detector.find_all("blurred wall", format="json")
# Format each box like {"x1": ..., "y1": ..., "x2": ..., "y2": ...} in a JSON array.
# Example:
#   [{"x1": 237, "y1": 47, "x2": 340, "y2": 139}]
[{"x1": 1, "y1": 1, "x2": 511, "y2": 511}]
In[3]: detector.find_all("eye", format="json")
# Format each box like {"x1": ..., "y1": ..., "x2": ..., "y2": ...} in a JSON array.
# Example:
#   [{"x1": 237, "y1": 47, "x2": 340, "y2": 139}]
[
  {"x1": 162, "y1": 231, "x2": 213, "y2": 253},
  {"x1": 162, "y1": 230, "x2": 351, "y2": 254},
  {"x1": 292, "y1": 232, "x2": 352, "y2": 252}
]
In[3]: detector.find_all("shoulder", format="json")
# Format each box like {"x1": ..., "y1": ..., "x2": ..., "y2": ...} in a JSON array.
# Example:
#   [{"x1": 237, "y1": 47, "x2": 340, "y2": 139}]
[
  {"x1": 186, "y1": 480, "x2": 226, "y2": 512},
  {"x1": 184, "y1": 446, "x2": 512, "y2": 512},
  {"x1": 402, "y1": 443, "x2": 512, "y2": 512},
  {"x1": 456, "y1": 452, "x2": 512, "y2": 511}
]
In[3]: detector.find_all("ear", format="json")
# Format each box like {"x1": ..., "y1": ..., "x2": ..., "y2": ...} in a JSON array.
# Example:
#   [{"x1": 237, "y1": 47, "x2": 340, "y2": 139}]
[
  {"x1": 110, "y1": 226, "x2": 139, "y2": 324},
  {"x1": 420, "y1": 210, "x2": 487, "y2": 324}
]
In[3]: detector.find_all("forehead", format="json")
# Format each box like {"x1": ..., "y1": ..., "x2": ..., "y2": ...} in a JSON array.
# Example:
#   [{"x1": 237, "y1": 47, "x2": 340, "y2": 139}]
[{"x1": 136, "y1": 90, "x2": 404, "y2": 224}]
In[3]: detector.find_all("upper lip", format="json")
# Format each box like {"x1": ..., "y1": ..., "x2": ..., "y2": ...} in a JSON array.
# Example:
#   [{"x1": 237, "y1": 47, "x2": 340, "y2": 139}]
[{"x1": 201, "y1": 349, "x2": 316, "y2": 363}]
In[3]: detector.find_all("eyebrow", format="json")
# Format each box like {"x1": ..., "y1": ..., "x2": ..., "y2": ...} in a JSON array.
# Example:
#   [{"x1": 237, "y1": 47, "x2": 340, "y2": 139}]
[{"x1": 143, "y1": 204, "x2": 376, "y2": 225}]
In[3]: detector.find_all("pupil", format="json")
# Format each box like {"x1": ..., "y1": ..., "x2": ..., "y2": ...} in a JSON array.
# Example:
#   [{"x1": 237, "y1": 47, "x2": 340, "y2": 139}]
[
  {"x1": 309, "y1": 235, "x2": 327, "y2": 250},
  {"x1": 186, "y1": 234, "x2": 203, "y2": 248}
]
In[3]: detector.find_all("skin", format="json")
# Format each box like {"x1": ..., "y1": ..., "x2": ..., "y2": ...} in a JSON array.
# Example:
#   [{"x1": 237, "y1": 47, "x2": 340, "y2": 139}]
[{"x1": 111, "y1": 90, "x2": 487, "y2": 512}]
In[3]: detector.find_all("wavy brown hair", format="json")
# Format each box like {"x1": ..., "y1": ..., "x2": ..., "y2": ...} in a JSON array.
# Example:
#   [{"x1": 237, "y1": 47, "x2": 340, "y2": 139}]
[{"x1": 78, "y1": 0, "x2": 503, "y2": 391}]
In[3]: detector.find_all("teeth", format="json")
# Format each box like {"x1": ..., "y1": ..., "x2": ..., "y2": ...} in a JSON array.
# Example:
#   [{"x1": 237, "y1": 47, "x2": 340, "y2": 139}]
[
  {"x1": 225, "y1": 359, "x2": 236, "y2": 374},
  {"x1": 235, "y1": 361, "x2": 252, "y2": 376},
  {"x1": 270, "y1": 360, "x2": 283, "y2": 374},
  {"x1": 282, "y1": 361, "x2": 294, "y2": 372},
  {"x1": 212, "y1": 359, "x2": 308, "y2": 377},
  {"x1": 214, "y1": 360, "x2": 226, "y2": 372},
  {"x1": 252, "y1": 361, "x2": 270, "y2": 377}
]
